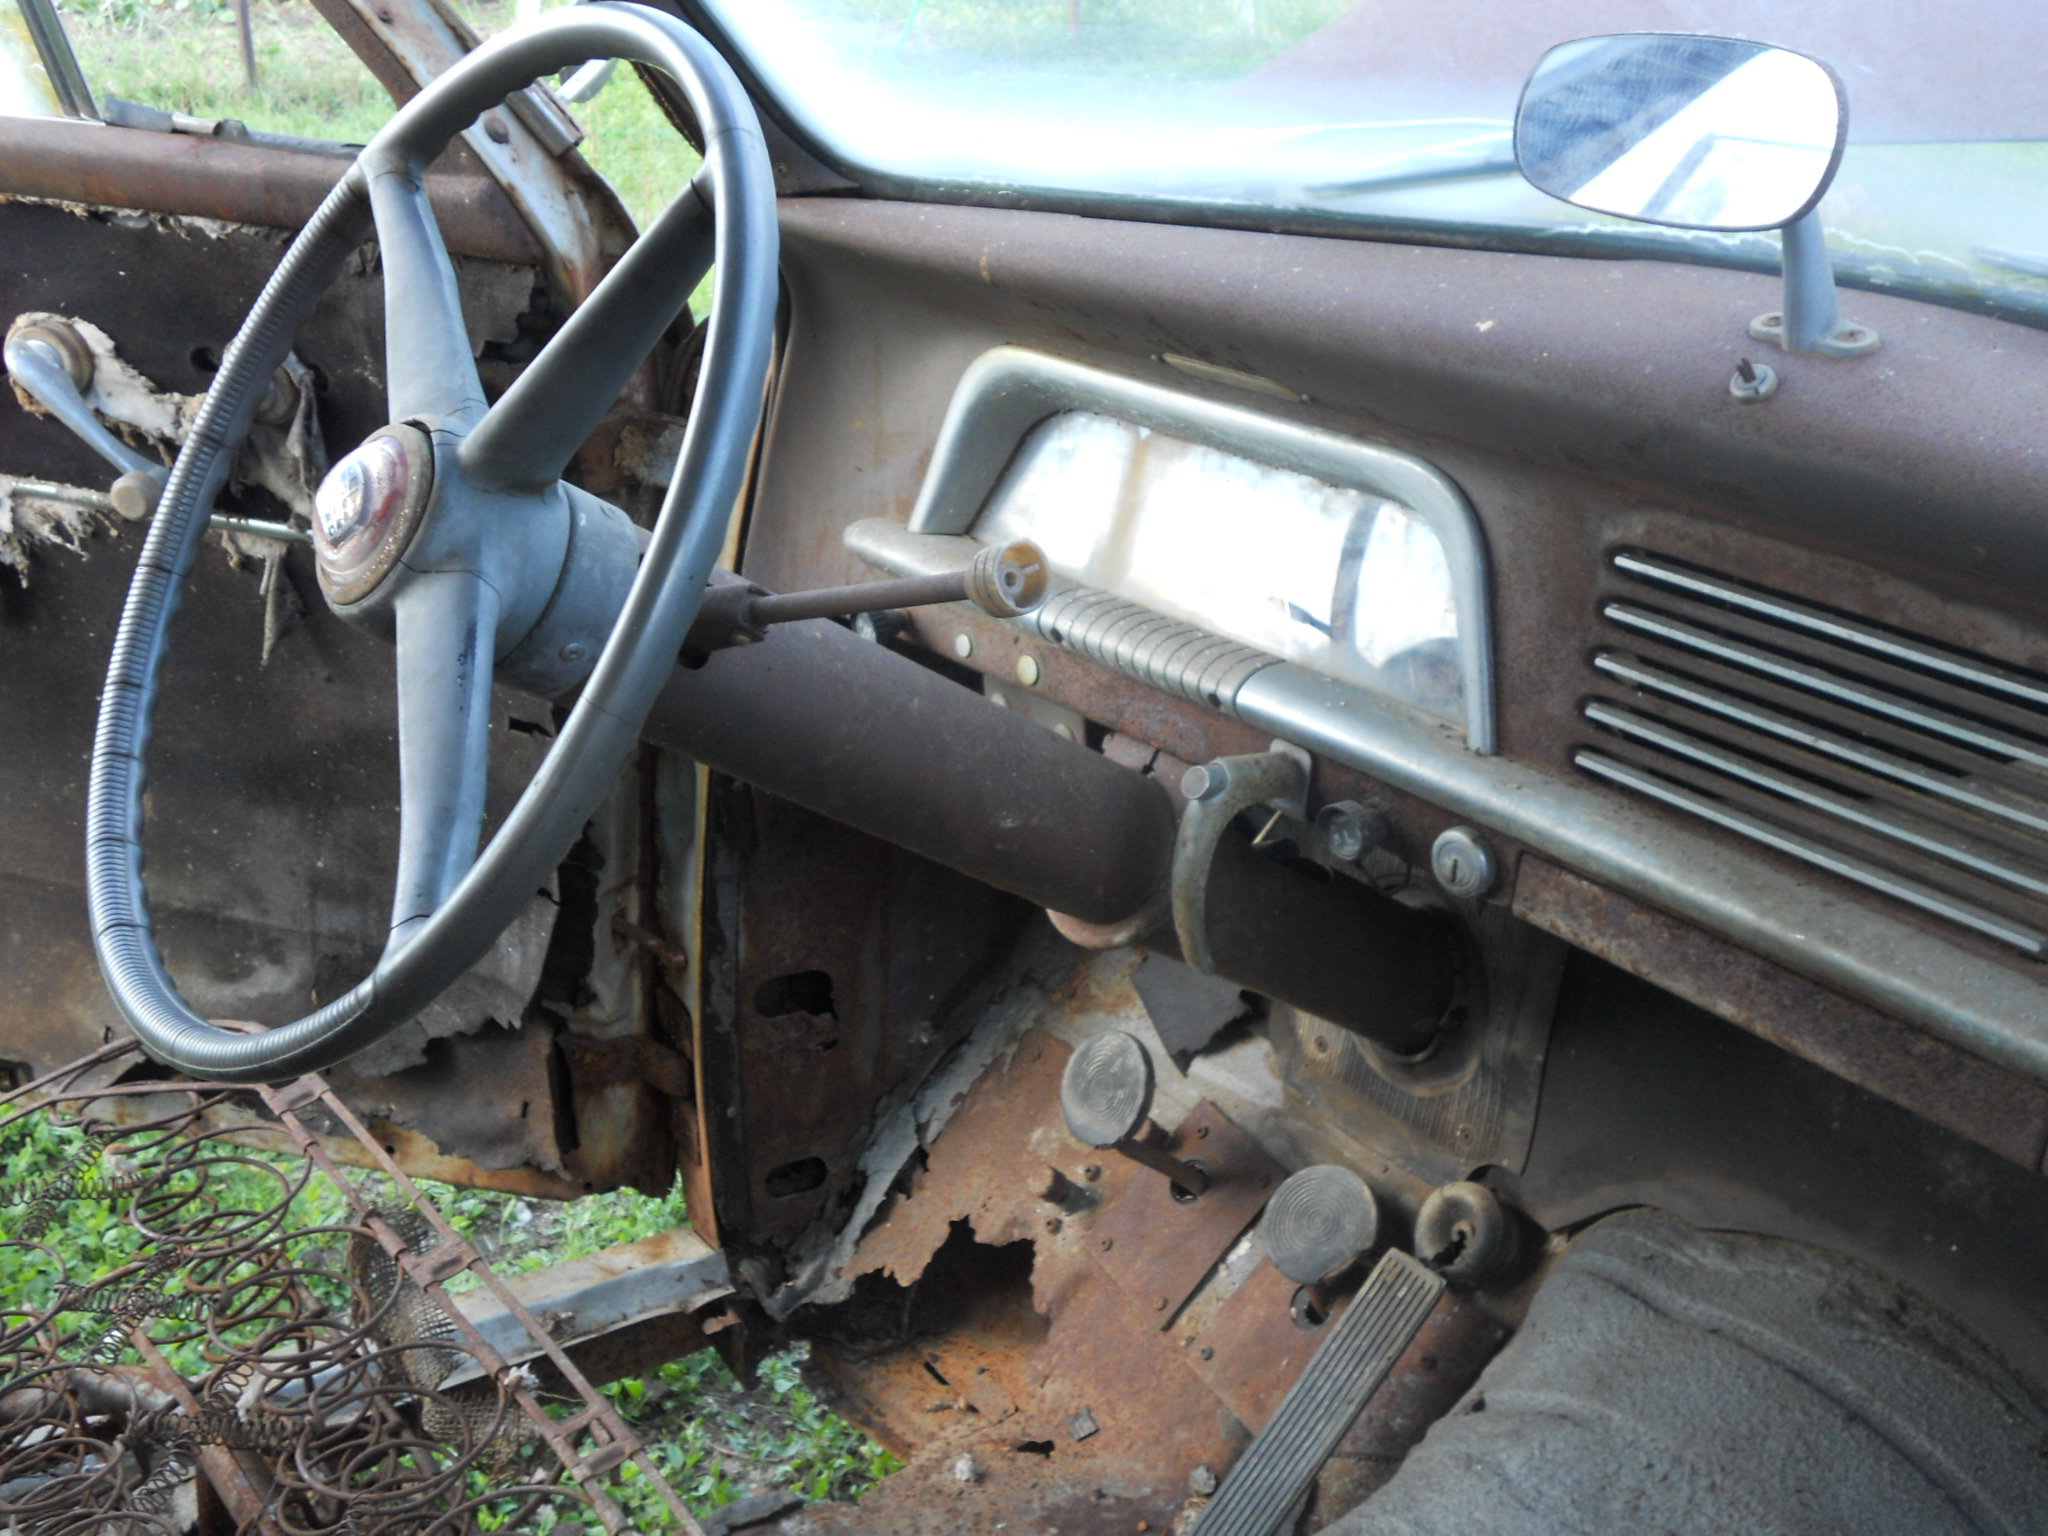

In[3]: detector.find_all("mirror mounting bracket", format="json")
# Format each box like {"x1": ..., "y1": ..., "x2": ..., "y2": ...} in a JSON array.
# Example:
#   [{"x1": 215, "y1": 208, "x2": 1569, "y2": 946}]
[{"x1": 1747, "y1": 210, "x2": 1879, "y2": 358}]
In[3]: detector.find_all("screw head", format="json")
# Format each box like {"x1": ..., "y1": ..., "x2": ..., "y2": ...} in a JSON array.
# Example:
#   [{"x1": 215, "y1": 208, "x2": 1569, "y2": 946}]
[
  {"x1": 1198, "y1": 1346, "x2": 1214, "y2": 1361},
  {"x1": 558, "y1": 641, "x2": 589, "y2": 663},
  {"x1": 1431, "y1": 826, "x2": 1497, "y2": 898},
  {"x1": 1099, "y1": 1236, "x2": 1114, "y2": 1252}
]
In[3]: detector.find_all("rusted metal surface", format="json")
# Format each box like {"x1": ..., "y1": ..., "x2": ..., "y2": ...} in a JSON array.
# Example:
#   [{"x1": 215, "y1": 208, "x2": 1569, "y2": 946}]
[
  {"x1": 306, "y1": 0, "x2": 635, "y2": 304},
  {"x1": 0, "y1": 1046, "x2": 703, "y2": 1533},
  {"x1": 709, "y1": 784, "x2": 1024, "y2": 1251},
  {"x1": 1176, "y1": 1253, "x2": 1330, "y2": 1436},
  {"x1": 647, "y1": 619, "x2": 1178, "y2": 925},
  {"x1": 0, "y1": 115, "x2": 541, "y2": 263},
  {"x1": 1088, "y1": 1101, "x2": 1280, "y2": 1326},
  {"x1": 788, "y1": 1006, "x2": 1512, "y2": 1534},
  {"x1": 792, "y1": 1029, "x2": 1255, "y2": 1534},
  {"x1": 1512, "y1": 857, "x2": 2048, "y2": 1172},
  {"x1": 744, "y1": 192, "x2": 2048, "y2": 1125}
]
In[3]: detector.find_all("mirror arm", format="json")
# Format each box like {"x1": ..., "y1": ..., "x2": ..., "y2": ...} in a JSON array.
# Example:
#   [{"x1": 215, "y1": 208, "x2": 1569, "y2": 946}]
[{"x1": 1750, "y1": 210, "x2": 1880, "y2": 358}]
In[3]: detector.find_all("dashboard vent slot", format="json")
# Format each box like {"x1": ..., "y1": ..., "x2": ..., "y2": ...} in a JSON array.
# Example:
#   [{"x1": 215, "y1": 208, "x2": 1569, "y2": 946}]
[{"x1": 1580, "y1": 551, "x2": 2048, "y2": 956}]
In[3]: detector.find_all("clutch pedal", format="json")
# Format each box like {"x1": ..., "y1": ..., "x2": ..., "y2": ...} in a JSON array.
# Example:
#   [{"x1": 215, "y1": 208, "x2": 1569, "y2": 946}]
[{"x1": 1193, "y1": 1247, "x2": 1445, "y2": 1535}]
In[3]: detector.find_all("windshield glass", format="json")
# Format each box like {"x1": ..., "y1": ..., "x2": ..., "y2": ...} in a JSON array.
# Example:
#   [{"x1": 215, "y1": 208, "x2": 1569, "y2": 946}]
[{"x1": 698, "y1": 0, "x2": 2048, "y2": 326}]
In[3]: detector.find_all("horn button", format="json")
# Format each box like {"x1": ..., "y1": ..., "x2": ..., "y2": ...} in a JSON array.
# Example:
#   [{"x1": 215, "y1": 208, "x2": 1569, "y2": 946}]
[{"x1": 313, "y1": 422, "x2": 435, "y2": 606}]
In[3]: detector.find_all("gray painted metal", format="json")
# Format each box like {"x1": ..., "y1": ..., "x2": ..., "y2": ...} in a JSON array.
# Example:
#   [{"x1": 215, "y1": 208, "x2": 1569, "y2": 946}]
[
  {"x1": 1329, "y1": 1210, "x2": 2048, "y2": 1536},
  {"x1": 900, "y1": 347, "x2": 1497, "y2": 753}
]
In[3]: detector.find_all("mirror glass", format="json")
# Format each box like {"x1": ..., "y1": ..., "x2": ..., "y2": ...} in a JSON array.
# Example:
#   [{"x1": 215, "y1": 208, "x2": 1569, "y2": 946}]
[{"x1": 1515, "y1": 33, "x2": 1844, "y2": 232}]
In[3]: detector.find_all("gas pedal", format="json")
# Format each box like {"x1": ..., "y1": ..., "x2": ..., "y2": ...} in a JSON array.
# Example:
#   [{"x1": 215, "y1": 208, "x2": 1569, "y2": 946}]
[{"x1": 1194, "y1": 1248, "x2": 1445, "y2": 1536}]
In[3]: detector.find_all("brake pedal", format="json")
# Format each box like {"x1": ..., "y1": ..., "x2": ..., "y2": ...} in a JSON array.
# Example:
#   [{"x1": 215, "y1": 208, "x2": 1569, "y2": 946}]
[{"x1": 1193, "y1": 1247, "x2": 1445, "y2": 1535}]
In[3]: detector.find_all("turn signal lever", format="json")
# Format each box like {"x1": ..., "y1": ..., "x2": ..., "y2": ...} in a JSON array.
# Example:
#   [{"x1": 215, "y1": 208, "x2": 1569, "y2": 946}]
[{"x1": 683, "y1": 538, "x2": 1048, "y2": 658}]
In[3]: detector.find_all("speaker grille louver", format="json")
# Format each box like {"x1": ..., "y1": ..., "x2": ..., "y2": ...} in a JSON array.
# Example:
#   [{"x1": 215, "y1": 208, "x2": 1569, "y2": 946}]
[{"x1": 1580, "y1": 552, "x2": 2048, "y2": 956}]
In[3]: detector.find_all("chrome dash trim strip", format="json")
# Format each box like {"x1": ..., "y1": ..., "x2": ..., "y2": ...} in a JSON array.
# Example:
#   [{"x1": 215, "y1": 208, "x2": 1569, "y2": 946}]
[
  {"x1": 1604, "y1": 605, "x2": 2048, "y2": 771},
  {"x1": 1574, "y1": 752, "x2": 2046, "y2": 955},
  {"x1": 1583, "y1": 700, "x2": 2048, "y2": 905},
  {"x1": 1615, "y1": 551, "x2": 2048, "y2": 713},
  {"x1": 1591, "y1": 653, "x2": 2048, "y2": 838}
]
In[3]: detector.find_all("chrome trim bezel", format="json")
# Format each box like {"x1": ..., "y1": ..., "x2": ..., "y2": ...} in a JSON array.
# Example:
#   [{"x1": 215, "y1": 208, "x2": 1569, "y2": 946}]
[{"x1": 906, "y1": 346, "x2": 1497, "y2": 753}]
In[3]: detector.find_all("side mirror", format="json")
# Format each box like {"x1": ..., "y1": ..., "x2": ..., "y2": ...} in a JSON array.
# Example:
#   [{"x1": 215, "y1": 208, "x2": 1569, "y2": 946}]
[{"x1": 1515, "y1": 33, "x2": 1875, "y2": 359}]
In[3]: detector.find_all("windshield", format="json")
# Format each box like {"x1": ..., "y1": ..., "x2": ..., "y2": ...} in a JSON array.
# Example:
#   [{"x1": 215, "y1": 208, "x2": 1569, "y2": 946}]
[{"x1": 697, "y1": 0, "x2": 2048, "y2": 327}]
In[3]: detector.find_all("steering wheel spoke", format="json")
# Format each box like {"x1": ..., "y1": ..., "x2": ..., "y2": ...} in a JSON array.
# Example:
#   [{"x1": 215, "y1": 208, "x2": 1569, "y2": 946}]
[
  {"x1": 389, "y1": 571, "x2": 500, "y2": 948},
  {"x1": 366, "y1": 165, "x2": 487, "y2": 429},
  {"x1": 462, "y1": 169, "x2": 717, "y2": 493}
]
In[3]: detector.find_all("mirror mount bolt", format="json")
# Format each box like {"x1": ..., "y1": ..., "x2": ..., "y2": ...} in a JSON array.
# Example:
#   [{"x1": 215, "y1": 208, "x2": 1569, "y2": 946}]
[{"x1": 1729, "y1": 357, "x2": 1779, "y2": 403}]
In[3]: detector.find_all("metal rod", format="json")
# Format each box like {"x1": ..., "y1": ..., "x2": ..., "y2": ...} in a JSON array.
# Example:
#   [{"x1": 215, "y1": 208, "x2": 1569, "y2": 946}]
[
  {"x1": 234, "y1": 0, "x2": 258, "y2": 89},
  {"x1": 745, "y1": 570, "x2": 968, "y2": 627},
  {"x1": 1115, "y1": 1136, "x2": 1208, "y2": 1197}
]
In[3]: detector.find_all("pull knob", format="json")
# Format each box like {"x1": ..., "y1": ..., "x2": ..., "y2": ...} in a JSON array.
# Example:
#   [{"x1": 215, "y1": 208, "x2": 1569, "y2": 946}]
[{"x1": 1059, "y1": 1031, "x2": 1208, "y2": 1199}]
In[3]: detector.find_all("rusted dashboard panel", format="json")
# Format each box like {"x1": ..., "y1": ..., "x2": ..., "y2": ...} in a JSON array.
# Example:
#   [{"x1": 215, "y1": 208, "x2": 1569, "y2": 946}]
[{"x1": 741, "y1": 194, "x2": 2048, "y2": 1129}]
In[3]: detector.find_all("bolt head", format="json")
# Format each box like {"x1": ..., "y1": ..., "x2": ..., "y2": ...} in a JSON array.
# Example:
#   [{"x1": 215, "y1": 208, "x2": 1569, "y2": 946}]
[
  {"x1": 952, "y1": 633, "x2": 974, "y2": 659},
  {"x1": 1017, "y1": 653, "x2": 1041, "y2": 686},
  {"x1": 1316, "y1": 800, "x2": 1388, "y2": 863}
]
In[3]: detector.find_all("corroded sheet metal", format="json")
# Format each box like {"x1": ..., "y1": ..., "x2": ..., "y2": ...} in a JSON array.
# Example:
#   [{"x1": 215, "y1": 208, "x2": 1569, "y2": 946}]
[
  {"x1": 1088, "y1": 1099, "x2": 1280, "y2": 1327},
  {"x1": 0, "y1": 115, "x2": 542, "y2": 263},
  {"x1": 1512, "y1": 856, "x2": 2048, "y2": 1171},
  {"x1": 793, "y1": 1013, "x2": 1502, "y2": 1533}
]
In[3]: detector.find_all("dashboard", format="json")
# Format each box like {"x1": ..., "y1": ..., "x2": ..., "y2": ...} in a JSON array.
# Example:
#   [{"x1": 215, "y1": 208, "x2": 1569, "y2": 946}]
[{"x1": 744, "y1": 193, "x2": 2048, "y2": 1169}]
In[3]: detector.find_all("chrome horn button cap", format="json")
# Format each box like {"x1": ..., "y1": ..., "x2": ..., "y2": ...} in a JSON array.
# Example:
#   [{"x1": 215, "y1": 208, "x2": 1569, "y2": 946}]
[{"x1": 313, "y1": 422, "x2": 434, "y2": 606}]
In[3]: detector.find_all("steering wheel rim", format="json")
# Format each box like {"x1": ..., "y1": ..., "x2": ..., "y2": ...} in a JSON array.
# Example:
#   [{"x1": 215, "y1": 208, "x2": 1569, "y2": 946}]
[{"x1": 85, "y1": 3, "x2": 779, "y2": 1083}]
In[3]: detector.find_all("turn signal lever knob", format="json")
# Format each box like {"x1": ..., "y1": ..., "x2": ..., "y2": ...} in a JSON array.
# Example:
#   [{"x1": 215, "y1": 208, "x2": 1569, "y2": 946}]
[{"x1": 1059, "y1": 1031, "x2": 1208, "y2": 1199}]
